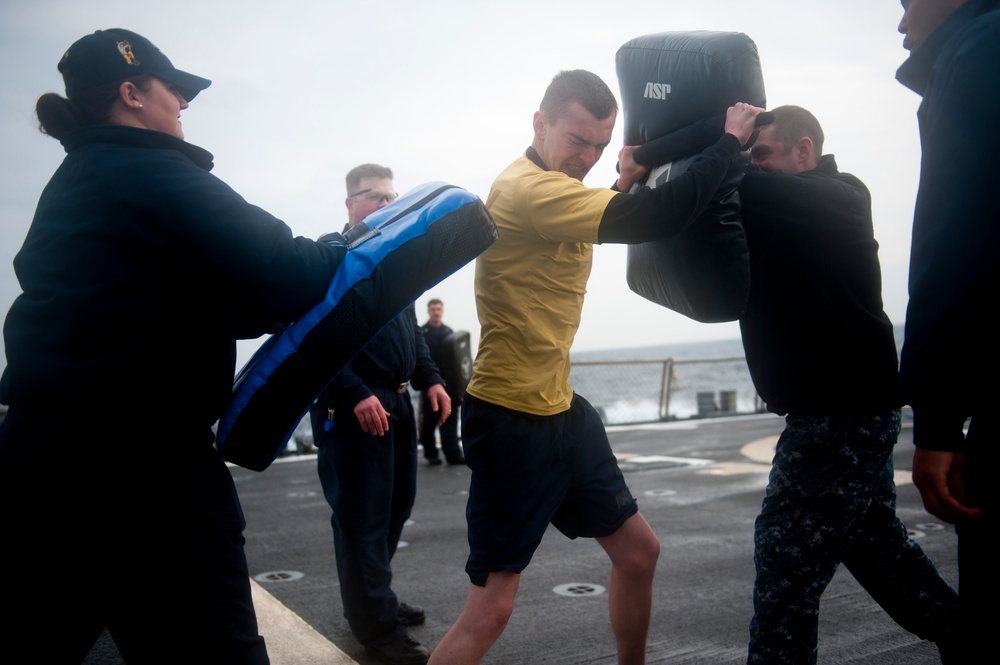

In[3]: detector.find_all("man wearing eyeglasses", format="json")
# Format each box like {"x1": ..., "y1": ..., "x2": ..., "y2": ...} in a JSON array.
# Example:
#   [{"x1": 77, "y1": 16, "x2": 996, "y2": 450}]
[
  {"x1": 314, "y1": 163, "x2": 450, "y2": 665},
  {"x1": 345, "y1": 163, "x2": 399, "y2": 226}
]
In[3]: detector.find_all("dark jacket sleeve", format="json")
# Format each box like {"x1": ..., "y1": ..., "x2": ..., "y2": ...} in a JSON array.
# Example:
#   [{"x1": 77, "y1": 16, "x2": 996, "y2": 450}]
[
  {"x1": 598, "y1": 134, "x2": 741, "y2": 244},
  {"x1": 631, "y1": 114, "x2": 726, "y2": 168},
  {"x1": 739, "y1": 160, "x2": 872, "y2": 238},
  {"x1": 145, "y1": 158, "x2": 345, "y2": 333},
  {"x1": 324, "y1": 364, "x2": 373, "y2": 412},
  {"x1": 323, "y1": 305, "x2": 444, "y2": 409}
]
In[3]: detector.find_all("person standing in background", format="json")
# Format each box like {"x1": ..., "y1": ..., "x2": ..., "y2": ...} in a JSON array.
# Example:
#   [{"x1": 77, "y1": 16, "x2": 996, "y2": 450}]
[
  {"x1": 419, "y1": 298, "x2": 465, "y2": 466},
  {"x1": 314, "y1": 163, "x2": 451, "y2": 665}
]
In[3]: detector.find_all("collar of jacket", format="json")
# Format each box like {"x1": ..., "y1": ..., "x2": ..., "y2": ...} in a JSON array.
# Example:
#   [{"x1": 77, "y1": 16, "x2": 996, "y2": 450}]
[
  {"x1": 60, "y1": 124, "x2": 215, "y2": 171},
  {"x1": 814, "y1": 153, "x2": 838, "y2": 176},
  {"x1": 896, "y1": 0, "x2": 1000, "y2": 94}
]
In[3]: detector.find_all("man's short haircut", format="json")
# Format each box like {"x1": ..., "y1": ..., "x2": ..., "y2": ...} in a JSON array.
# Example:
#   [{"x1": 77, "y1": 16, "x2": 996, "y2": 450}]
[
  {"x1": 427, "y1": 298, "x2": 443, "y2": 307},
  {"x1": 769, "y1": 105, "x2": 825, "y2": 156},
  {"x1": 346, "y1": 163, "x2": 393, "y2": 195},
  {"x1": 539, "y1": 70, "x2": 618, "y2": 124}
]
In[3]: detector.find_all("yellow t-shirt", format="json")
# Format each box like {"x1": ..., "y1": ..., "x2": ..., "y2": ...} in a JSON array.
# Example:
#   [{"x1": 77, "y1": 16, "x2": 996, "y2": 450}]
[{"x1": 466, "y1": 152, "x2": 617, "y2": 415}]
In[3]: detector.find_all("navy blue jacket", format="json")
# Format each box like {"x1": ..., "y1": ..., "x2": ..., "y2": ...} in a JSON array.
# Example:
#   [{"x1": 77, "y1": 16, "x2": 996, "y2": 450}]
[
  {"x1": 0, "y1": 125, "x2": 345, "y2": 437},
  {"x1": 738, "y1": 156, "x2": 900, "y2": 416},
  {"x1": 896, "y1": 0, "x2": 1000, "y2": 450},
  {"x1": 324, "y1": 304, "x2": 443, "y2": 412}
]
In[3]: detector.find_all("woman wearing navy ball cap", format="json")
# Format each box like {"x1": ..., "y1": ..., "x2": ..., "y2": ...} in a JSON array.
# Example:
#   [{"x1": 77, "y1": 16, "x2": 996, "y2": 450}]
[{"x1": 0, "y1": 29, "x2": 346, "y2": 663}]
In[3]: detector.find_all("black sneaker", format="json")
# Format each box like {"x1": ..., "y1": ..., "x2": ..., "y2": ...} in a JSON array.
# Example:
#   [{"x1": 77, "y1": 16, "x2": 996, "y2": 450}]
[
  {"x1": 364, "y1": 634, "x2": 430, "y2": 665},
  {"x1": 426, "y1": 457, "x2": 443, "y2": 466},
  {"x1": 398, "y1": 602, "x2": 426, "y2": 626}
]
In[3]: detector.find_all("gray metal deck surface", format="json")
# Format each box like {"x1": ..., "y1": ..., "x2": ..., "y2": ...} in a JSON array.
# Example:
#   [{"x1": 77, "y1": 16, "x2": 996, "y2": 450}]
[{"x1": 85, "y1": 413, "x2": 956, "y2": 664}]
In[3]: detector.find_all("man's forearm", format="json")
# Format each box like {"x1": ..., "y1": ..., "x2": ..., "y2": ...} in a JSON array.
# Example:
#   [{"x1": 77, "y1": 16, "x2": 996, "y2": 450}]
[{"x1": 598, "y1": 133, "x2": 740, "y2": 244}]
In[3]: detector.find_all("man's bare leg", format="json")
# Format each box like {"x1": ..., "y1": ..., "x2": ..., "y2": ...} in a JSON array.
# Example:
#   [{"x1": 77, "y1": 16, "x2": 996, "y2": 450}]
[
  {"x1": 428, "y1": 571, "x2": 520, "y2": 665},
  {"x1": 597, "y1": 512, "x2": 661, "y2": 665}
]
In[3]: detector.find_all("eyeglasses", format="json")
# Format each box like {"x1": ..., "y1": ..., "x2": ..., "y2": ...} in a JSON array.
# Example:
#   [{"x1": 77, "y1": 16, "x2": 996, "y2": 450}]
[{"x1": 348, "y1": 189, "x2": 398, "y2": 204}]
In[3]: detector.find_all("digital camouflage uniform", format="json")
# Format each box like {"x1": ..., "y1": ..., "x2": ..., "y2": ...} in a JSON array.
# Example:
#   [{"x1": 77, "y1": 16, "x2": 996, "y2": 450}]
[{"x1": 749, "y1": 412, "x2": 959, "y2": 663}]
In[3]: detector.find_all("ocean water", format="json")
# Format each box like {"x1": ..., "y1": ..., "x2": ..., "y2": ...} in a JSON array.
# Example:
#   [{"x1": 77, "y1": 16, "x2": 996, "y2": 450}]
[{"x1": 569, "y1": 336, "x2": 754, "y2": 423}]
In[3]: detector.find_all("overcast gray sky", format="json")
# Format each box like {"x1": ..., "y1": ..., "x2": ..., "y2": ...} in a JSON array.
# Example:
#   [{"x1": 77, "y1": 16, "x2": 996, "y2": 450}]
[{"x1": 0, "y1": 0, "x2": 921, "y2": 373}]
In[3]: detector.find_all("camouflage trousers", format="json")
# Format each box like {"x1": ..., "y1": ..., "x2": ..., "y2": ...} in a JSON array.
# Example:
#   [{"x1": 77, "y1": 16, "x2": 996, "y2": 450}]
[{"x1": 747, "y1": 411, "x2": 959, "y2": 664}]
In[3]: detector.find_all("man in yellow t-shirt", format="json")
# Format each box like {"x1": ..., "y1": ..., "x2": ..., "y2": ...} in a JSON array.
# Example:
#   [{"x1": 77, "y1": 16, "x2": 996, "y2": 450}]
[{"x1": 430, "y1": 70, "x2": 762, "y2": 665}]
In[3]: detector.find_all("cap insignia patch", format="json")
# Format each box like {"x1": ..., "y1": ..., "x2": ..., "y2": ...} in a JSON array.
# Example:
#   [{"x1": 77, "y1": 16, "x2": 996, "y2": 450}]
[{"x1": 116, "y1": 40, "x2": 139, "y2": 66}]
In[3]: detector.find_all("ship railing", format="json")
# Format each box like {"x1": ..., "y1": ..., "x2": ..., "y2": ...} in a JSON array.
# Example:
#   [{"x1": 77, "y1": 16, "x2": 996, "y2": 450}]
[{"x1": 568, "y1": 356, "x2": 764, "y2": 426}]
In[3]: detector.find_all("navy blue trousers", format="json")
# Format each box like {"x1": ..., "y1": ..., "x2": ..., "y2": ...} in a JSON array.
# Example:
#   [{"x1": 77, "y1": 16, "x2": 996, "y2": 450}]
[
  {"x1": 0, "y1": 409, "x2": 269, "y2": 664},
  {"x1": 419, "y1": 393, "x2": 461, "y2": 462},
  {"x1": 748, "y1": 412, "x2": 959, "y2": 664},
  {"x1": 316, "y1": 389, "x2": 418, "y2": 645}
]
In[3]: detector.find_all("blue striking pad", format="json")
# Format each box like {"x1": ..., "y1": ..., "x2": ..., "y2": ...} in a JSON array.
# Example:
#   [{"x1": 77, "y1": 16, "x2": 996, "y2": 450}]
[{"x1": 217, "y1": 182, "x2": 497, "y2": 471}]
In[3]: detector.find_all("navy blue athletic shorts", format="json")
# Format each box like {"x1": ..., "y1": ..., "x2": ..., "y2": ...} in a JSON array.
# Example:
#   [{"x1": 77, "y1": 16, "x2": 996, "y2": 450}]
[{"x1": 461, "y1": 393, "x2": 638, "y2": 586}]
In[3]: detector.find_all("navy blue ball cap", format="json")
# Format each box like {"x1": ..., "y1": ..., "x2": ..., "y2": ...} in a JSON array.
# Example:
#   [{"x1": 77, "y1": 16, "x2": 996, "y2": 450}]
[{"x1": 58, "y1": 28, "x2": 211, "y2": 101}]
